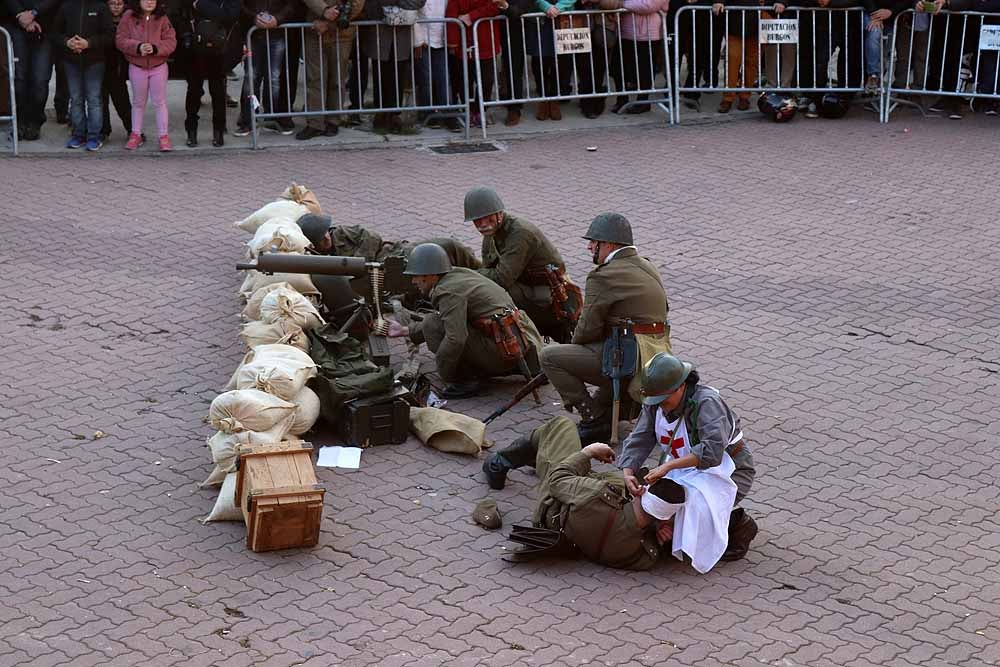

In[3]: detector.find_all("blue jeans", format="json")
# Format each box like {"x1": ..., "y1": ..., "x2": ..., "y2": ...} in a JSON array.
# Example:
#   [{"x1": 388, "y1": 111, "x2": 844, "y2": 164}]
[
  {"x1": 863, "y1": 14, "x2": 883, "y2": 78},
  {"x1": 240, "y1": 30, "x2": 287, "y2": 126},
  {"x1": 415, "y1": 46, "x2": 451, "y2": 110},
  {"x1": 7, "y1": 26, "x2": 52, "y2": 129},
  {"x1": 64, "y1": 60, "x2": 105, "y2": 141}
]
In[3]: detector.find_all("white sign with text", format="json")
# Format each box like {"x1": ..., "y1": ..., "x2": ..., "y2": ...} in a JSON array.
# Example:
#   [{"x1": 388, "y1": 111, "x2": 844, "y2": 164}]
[
  {"x1": 759, "y1": 18, "x2": 799, "y2": 44},
  {"x1": 980, "y1": 25, "x2": 1000, "y2": 50},
  {"x1": 554, "y1": 28, "x2": 592, "y2": 55}
]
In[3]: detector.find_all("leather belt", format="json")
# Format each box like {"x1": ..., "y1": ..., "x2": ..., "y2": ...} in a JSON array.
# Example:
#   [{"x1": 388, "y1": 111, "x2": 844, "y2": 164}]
[{"x1": 630, "y1": 321, "x2": 667, "y2": 335}]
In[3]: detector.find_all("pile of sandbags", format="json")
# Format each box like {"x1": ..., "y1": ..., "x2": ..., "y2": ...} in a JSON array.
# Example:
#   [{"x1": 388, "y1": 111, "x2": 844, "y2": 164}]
[{"x1": 203, "y1": 185, "x2": 327, "y2": 523}]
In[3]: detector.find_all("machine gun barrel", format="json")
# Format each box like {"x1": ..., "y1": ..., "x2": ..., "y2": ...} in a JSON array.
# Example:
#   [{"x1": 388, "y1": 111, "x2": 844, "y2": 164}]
[{"x1": 237, "y1": 253, "x2": 370, "y2": 276}]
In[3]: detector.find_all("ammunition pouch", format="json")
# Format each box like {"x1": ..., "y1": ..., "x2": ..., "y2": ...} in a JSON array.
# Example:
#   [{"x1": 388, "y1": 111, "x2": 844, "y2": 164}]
[
  {"x1": 473, "y1": 309, "x2": 527, "y2": 363},
  {"x1": 602, "y1": 323, "x2": 639, "y2": 381},
  {"x1": 525, "y1": 264, "x2": 582, "y2": 324}
]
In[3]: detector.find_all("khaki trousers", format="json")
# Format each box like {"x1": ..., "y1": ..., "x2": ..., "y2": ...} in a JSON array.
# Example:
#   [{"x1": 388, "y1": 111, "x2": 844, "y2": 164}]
[
  {"x1": 540, "y1": 342, "x2": 611, "y2": 418},
  {"x1": 304, "y1": 27, "x2": 356, "y2": 128}
]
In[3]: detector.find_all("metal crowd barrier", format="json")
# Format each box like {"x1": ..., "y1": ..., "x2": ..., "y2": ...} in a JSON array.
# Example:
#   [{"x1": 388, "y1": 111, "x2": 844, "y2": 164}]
[
  {"x1": 0, "y1": 26, "x2": 17, "y2": 156},
  {"x1": 245, "y1": 19, "x2": 471, "y2": 147},
  {"x1": 471, "y1": 10, "x2": 675, "y2": 138},
  {"x1": 882, "y1": 8, "x2": 1000, "y2": 122},
  {"x1": 673, "y1": 5, "x2": 871, "y2": 121}
]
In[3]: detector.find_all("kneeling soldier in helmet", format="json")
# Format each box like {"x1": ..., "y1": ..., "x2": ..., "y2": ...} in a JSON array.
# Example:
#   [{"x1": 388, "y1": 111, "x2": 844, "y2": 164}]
[
  {"x1": 540, "y1": 212, "x2": 671, "y2": 445},
  {"x1": 464, "y1": 186, "x2": 582, "y2": 343},
  {"x1": 296, "y1": 213, "x2": 481, "y2": 268},
  {"x1": 389, "y1": 243, "x2": 545, "y2": 399}
]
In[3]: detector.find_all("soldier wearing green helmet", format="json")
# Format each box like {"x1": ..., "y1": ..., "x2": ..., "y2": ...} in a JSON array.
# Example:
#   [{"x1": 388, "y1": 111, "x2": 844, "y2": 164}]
[
  {"x1": 389, "y1": 243, "x2": 545, "y2": 399},
  {"x1": 540, "y1": 212, "x2": 672, "y2": 445},
  {"x1": 464, "y1": 186, "x2": 582, "y2": 343},
  {"x1": 617, "y1": 352, "x2": 759, "y2": 563}
]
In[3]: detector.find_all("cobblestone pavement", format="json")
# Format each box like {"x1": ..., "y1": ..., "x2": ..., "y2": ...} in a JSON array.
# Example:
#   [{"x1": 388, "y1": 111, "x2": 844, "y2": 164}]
[{"x1": 2, "y1": 116, "x2": 999, "y2": 667}]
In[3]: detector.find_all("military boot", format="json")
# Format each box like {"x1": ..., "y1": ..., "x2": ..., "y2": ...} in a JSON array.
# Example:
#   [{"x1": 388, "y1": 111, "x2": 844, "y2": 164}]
[
  {"x1": 440, "y1": 379, "x2": 484, "y2": 399},
  {"x1": 482, "y1": 434, "x2": 537, "y2": 490},
  {"x1": 574, "y1": 397, "x2": 612, "y2": 446},
  {"x1": 720, "y1": 508, "x2": 759, "y2": 561}
]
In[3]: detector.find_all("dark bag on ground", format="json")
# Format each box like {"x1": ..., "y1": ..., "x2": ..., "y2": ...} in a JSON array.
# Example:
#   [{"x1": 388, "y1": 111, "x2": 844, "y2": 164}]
[{"x1": 307, "y1": 325, "x2": 395, "y2": 422}]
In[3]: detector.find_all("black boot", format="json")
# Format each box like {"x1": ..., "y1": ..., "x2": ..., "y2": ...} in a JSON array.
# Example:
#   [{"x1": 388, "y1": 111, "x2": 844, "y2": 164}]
[
  {"x1": 482, "y1": 434, "x2": 537, "y2": 490},
  {"x1": 440, "y1": 379, "x2": 483, "y2": 399},
  {"x1": 212, "y1": 129, "x2": 225, "y2": 147},
  {"x1": 186, "y1": 127, "x2": 198, "y2": 147},
  {"x1": 720, "y1": 508, "x2": 759, "y2": 561},
  {"x1": 577, "y1": 416, "x2": 611, "y2": 446}
]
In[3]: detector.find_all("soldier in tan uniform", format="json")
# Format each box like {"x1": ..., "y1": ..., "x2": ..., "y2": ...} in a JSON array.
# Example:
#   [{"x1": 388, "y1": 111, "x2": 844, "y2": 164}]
[
  {"x1": 390, "y1": 243, "x2": 544, "y2": 398},
  {"x1": 487, "y1": 416, "x2": 681, "y2": 570},
  {"x1": 465, "y1": 187, "x2": 582, "y2": 343},
  {"x1": 540, "y1": 213, "x2": 671, "y2": 444},
  {"x1": 296, "y1": 213, "x2": 480, "y2": 266}
]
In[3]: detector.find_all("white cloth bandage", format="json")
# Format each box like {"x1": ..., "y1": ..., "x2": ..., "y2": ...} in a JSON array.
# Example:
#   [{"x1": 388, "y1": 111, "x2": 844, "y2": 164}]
[{"x1": 641, "y1": 490, "x2": 683, "y2": 521}]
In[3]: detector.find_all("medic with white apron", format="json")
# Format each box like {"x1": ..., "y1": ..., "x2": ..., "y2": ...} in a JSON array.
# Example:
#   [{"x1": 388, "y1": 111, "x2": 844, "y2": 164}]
[{"x1": 618, "y1": 353, "x2": 759, "y2": 570}]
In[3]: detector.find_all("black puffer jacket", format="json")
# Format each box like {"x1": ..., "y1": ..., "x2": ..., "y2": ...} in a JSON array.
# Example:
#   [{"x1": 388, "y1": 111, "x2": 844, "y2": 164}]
[{"x1": 54, "y1": 0, "x2": 113, "y2": 64}]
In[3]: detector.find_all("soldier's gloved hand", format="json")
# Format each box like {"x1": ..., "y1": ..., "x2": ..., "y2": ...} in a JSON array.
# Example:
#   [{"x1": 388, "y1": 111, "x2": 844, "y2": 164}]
[
  {"x1": 582, "y1": 443, "x2": 615, "y2": 464},
  {"x1": 386, "y1": 318, "x2": 409, "y2": 338}
]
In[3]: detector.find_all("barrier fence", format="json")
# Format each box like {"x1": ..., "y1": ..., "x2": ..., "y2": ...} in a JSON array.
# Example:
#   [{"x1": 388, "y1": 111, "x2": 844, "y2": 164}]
[
  {"x1": 0, "y1": 26, "x2": 17, "y2": 156},
  {"x1": 673, "y1": 6, "x2": 872, "y2": 120},
  {"x1": 245, "y1": 18, "x2": 471, "y2": 147},
  {"x1": 882, "y1": 8, "x2": 1000, "y2": 122},
  {"x1": 471, "y1": 10, "x2": 675, "y2": 138}
]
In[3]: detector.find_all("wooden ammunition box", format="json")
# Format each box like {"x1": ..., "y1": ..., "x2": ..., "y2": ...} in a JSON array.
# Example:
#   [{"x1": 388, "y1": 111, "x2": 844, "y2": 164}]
[
  {"x1": 234, "y1": 441, "x2": 325, "y2": 552},
  {"x1": 337, "y1": 386, "x2": 411, "y2": 447}
]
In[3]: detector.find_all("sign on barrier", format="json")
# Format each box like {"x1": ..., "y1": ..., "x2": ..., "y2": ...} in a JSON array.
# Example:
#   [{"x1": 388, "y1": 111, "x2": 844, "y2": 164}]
[
  {"x1": 759, "y1": 19, "x2": 799, "y2": 44},
  {"x1": 981, "y1": 25, "x2": 1000, "y2": 50},
  {"x1": 554, "y1": 28, "x2": 592, "y2": 55}
]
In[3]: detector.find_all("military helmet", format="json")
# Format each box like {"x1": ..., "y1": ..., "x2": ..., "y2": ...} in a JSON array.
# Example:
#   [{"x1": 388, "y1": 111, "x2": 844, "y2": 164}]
[
  {"x1": 296, "y1": 213, "x2": 334, "y2": 246},
  {"x1": 583, "y1": 212, "x2": 634, "y2": 246},
  {"x1": 464, "y1": 186, "x2": 505, "y2": 221},
  {"x1": 640, "y1": 352, "x2": 694, "y2": 405},
  {"x1": 757, "y1": 92, "x2": 798, "y2": 122},
  {"x1": 818, "y1": 93, "x2": 849, "y2": 119},
  {"x1": 403, "y1": 243, "x2": 452, "y2": 275}
]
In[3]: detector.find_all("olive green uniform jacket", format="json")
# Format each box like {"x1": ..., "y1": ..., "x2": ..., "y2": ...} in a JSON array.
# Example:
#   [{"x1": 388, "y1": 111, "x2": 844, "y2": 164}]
[
  {"x1": 532, "y1": 416, "x2": 660, "y2": 570},
  {"x1": 478, "y1": 214, "x2": 574, "y2": 339},
  {"x1": 410, "y1": 267, "x2": 543, "y2": 382},
  {"x1": 326, "y1": 225, "x2": 481, "y2": 269}
]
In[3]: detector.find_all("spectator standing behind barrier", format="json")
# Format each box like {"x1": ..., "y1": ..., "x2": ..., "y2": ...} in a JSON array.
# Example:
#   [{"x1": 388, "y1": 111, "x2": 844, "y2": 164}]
[
  {"x1": 415, "y1": 0, "x2": 464, "y2": 130},
  {"x1": 952, "y1": 0, "x2": 1000, "y2": 114},
  {"x1": 5, "y1": 0, "x2": 59, "y2": 141},
  {"x1": 605, "y1": 0, "x2": 668, "y2": 113},
  {"x1": 759, "y1": 1, "x2": 794, "y2": 91},
  {"x1": 116, "y1": 0, "x2": 176, "y2": 150},
  {"x1": 178, "y1": 0, "x2": 239, "y2": 147},
  {"x1": 447, "y1": 0, "x2": 500, "y2": 126},
  {"x1": 794, "y1": 0, "x2": 863, "y2": 118},
  {"x1": 570, "y1": 0, "x2": 618, "y2": 118},
  {"x1": 714, "y1": 0, "x2": 761, "y2": 112},
  {"x1": 923, "y1": 0, "x2": 975, "y2": 118},
  {"x1": 493, "y1": 0, "x2": 532, "y2": 125},
  {"x1": 54, "y1": 0, "x2": 114, "y2": 150},
  {"x1": 525, "y1": 0, "x2": 573, "y2": 120},
  {"x1": 863, "y1": 0, "x2": 915, "y2": 95},
  {"x1": 361, "y1": 0, "x2": 427, "y2": 133},
  {"x1": 671, "y1": 0, "x2": 723, "y2": 106},
  {"x1": 101, "y1": 0, "x2": 133, "y2": 140},
  {"x1": 234, "y1": 0, "x2": 296, "y2": 136},
  {"x1": 296, "y1": 0, "x2": 364, "y2": 140}
]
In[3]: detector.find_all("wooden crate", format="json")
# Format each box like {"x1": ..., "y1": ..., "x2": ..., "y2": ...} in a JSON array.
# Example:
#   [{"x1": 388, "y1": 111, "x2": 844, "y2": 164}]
[{"x1": 234, "y1": 440, "x2": 325, "y2": 552}]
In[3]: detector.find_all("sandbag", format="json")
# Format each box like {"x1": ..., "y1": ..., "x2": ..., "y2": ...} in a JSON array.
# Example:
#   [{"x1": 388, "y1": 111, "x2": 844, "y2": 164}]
[
  {"x1": 235, "y1": 200, "x2": 310, "y2": 234},
  {"x1": 224, "y1": 343, "x2": 315, "y2": 391},
  {"x1": 209, "y1": 389, "x2": 297, "y2": 434},
  {"x1": 235, "y1": 356, "x2": 317, "y2": 401},
  {"x1": 247, "y1": 218, "x2": 312, "y2": 258},
  {"x1": 281, "y1": 183, "x2": 322, "y2": 214},
  {"x1": 239, "y1": 270, "x2": 321, "y2": 303},
  {"x1": 260, "y1": 287, "x2": 325, "y2": 331},
  {"x1": 201, "y1": 430, "x2": 298, "y2": 488},
  {"x1": 201, "y1": 472, "x2": 244, "y2": 523},
  {"x1": 239, "y1": 320, "x2": 310, "y2": 353},
  {"x1": 289, "y1": 387, "x2": 321, "y2": 435},
  {"x1": 409, "y1": 407, "x2": 486, "y2": 456}
]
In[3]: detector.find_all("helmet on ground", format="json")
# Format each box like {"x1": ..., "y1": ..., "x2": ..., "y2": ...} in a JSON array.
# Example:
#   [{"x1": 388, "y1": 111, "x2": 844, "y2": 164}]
[
  {"x1": 464, "y1": 186, "x2": 505, "y2": 221},
  {"x1": 639, "y1": 352, "x2": 694, "y2": 406},
  {"x1": 583, "y1": 212, "x2": 634, "y2": 246},
  {"x1": 818, "y1": 93, "x2": 849, "y2": 119},
  {"x1": 757, "y1": 92, "x2": 798, "y2": 122},
  {"x1": 403, "y1": 243, "x2": 452, "y2": 275},
  {"x1": 296, "y1": 213, "x2": 334, "y2": 246}
]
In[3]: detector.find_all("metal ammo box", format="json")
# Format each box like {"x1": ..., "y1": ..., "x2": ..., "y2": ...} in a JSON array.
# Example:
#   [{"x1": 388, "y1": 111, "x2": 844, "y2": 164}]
[{"x1": 337, "y1": 386, "x2": 412, "y2": 447}]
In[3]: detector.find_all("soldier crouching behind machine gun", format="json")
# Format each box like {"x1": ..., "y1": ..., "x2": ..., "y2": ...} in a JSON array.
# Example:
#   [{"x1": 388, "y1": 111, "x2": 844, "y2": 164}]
[{"x1": 385, "y1": 243, "x2": 546, "y2": 399}]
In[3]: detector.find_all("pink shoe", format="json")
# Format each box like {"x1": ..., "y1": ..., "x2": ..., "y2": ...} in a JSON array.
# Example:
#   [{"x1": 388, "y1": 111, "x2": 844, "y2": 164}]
[
  {"x1": 158, "y1": 134, "x2": 172, "y2": 152},
  {"x1": 125, "y1": 133, "x2": 143, "y2": 150}
]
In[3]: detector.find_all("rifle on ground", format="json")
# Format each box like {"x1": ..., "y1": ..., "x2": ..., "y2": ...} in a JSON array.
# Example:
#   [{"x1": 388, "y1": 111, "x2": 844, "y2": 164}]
[{"x1": 483, "y1": 373, "x2": 549, "y2": 425}]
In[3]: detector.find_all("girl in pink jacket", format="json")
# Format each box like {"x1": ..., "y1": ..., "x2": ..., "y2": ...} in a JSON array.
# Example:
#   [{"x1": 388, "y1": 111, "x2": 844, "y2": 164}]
[{"x1": 115, "y1": 0, "x2": 177, "y2": 150}]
